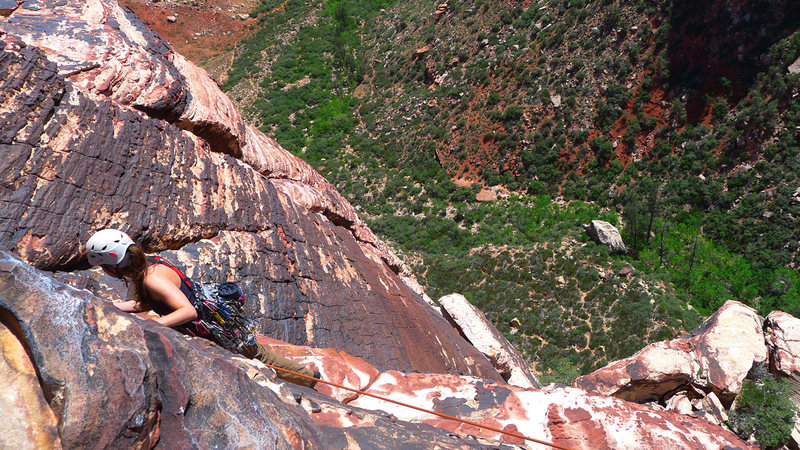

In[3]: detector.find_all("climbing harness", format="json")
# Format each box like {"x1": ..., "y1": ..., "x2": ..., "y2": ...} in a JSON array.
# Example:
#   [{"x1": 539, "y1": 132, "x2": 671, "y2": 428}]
[
  {"x1": 153, "y1": 256, "x2": 257, "y2": 352},
  {"x1": 259, "y1": 363, "x2": 572, "y2": 450}
]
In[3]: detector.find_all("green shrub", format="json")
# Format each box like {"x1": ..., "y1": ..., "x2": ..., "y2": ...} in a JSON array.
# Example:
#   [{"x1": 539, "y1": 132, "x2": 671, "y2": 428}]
[{"x1": 727, "y1": 374, "x2": 797, "y2": 448}]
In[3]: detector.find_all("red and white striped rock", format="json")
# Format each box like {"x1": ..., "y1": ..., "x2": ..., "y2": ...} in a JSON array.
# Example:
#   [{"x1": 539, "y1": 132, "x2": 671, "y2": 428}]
[
  {"x1": 765, "y1": 310, "x2": 800, "y2": 377},
  {"x1": 575, "y1": 301, "x2": 768, "y2": 403},
  {"x1": 764, "y1": 311, "x2": 800, "y2": 447},
  {"x1": 257, "y1": 335, "x2": 751, "y2": 449}
]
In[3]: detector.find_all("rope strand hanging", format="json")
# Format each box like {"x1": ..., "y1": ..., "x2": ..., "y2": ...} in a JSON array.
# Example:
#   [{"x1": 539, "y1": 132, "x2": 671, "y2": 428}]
[{"x1": 261, "y1": 363, "x2": 573, "y2": 450}]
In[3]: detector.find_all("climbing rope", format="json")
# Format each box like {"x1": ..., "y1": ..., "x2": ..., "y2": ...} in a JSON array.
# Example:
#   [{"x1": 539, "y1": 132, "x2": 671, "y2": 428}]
[{"x1": 261, "y1": 363, "x2": 573, "y2": 450}]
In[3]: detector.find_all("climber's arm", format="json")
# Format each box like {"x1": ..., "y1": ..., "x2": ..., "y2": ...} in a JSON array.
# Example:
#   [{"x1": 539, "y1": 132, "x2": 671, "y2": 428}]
[
  {"x1": 113, "y1": 299, "x2": 144, "y2": 312},
  {"x1": 143, "y1": 266, "x2": 198, "y2": 328}
]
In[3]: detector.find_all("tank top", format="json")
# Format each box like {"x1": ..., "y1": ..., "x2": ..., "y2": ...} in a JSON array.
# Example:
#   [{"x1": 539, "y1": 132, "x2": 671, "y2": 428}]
[{"x1": 148, "y1": 256, "x2": 197, "y2": 317}]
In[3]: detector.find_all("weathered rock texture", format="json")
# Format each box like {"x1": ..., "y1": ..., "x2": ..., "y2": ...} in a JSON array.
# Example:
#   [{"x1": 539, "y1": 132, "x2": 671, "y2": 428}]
[
  {"x1": 574, "y1": 300, "x2": 781, "y2": 429},
  {"x1": 439, "y1": 293, "x2": 539, "y2": 388},
  {"x1": 583, "y1": 220, "x2": 627, "y2": 254},
  {"x1": 2, "y1": 254, "x2": 752, "y2": 449},
  {"x1": 0, "y1": 251, "x2": 510, "y2": 449},
  {"x1": 765, "y1": 311, "x2": 800, "y2": 446},
  {"x1": 0, "y1": 0, "x2": 501, "y2": 380},
  {"x1": 575, "y1": 301, "x2": 767, "y2": 406},
  {"x1": 0, "y1": 321, "x2": 62, "y2": 449}
]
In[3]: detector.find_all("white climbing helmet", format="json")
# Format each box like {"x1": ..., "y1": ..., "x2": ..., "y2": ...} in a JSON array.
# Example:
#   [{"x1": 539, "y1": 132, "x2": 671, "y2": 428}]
[{"x1": 86, "y1": 229, "x2": 134, "y2": 267}]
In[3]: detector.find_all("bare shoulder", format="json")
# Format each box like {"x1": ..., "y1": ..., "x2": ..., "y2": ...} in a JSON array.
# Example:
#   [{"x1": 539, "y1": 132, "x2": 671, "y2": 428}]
[{"x1": 144, "y1": 263, "x2": 181, "y2": 286}]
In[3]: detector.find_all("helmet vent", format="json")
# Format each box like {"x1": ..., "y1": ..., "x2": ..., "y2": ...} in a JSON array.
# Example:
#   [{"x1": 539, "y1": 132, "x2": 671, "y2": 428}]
[{"x1": 101, "y1": 245, "x2": 107, "y2": 250}]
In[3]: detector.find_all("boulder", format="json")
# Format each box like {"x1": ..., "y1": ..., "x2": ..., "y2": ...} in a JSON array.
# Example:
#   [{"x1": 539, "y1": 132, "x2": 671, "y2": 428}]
[
  {"x1": 697, "y1": 391, "x2": 728, "y2": 425},
  {"x1": 765, "y1": 311, "x2": 800, "y2": 446},
  {"x1": 765, "y1": 310, "x2": 800, "y2": 379},
  {"x1": 438, "y1": 293, "x2": 539, "y2": 388},
  {"x1": 665, "y1": 392, "x2": 693, "y2": 415},
  {"x1": 584, "y1": 220, "x2": 627, "y2": 254},
  {"x1": 575, "y1": 301, "x2": 768, "y2": 404},
  {"x1": 0, "y1": 3, "x2": 501, "y2": 381}
]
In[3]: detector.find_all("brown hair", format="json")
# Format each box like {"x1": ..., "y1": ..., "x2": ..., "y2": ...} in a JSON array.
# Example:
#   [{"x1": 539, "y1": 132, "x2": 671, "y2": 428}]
[{"x1": 125, "y1": 244, "x2": 154, "y2": 311}]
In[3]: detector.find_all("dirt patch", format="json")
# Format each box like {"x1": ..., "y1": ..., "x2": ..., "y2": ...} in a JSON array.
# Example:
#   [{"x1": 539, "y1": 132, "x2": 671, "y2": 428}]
[{"x1": 119, "y1": 0, "x2": 259, "y2": 81}]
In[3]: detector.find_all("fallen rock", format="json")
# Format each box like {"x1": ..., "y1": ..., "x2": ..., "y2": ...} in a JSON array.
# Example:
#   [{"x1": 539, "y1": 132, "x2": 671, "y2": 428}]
[
  {"x1": 584, "y1": 220, "x2": 627, "y2": 254},
  {"x1": 438, "y1": 293, "x2": 539, "y2": 388},
  {"x1": 166, "y1": 14, "x2": 177, "y2": 22},
  {"x1": 697, "y1": 391, "x2": 728, "y2": 425},
  {"x1": 665, "y1": 392, "x2": 693, "y2": 415},
  {"x1": 575, "y1": 300, "x2": 768, "y2": 404}
]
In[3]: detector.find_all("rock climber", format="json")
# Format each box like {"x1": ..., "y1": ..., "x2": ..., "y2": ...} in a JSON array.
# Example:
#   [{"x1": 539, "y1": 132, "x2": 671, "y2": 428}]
[{"x1": 85, "y1": 228, "x2": 320, "y2": 388}]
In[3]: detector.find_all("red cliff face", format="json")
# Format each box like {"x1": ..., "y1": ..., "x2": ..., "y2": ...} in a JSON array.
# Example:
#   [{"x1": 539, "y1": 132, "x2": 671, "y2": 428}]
[
  {"x1": 0, "y1": 253, "x2": 752, "y2": 448},
  {"x1": 0, "y1": 0, "x2": 499, "y2": 380}
]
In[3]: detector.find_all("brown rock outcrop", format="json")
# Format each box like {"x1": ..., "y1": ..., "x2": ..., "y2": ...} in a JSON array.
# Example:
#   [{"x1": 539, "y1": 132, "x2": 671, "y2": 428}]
[
  {"x1": 2, "y1": 253, "x2": 752, "y2": 449},
  {"x1": 0, "y1": 1, "x2": 500, "y2": 380},
  {"x1": 575, "y1": 300, "x2": 767, "y2": 404}
]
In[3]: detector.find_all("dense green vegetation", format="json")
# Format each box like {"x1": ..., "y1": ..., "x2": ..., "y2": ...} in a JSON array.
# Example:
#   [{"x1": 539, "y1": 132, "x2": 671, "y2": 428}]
[
  {"x1": 727, "y1": 374, "x2": 797, "y2": 448},
  {"x1": 224, "y1": 0, "x2": 800, "y2": 380}
]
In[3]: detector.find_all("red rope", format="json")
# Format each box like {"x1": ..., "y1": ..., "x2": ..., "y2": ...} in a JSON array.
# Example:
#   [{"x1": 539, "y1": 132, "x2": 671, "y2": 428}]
[{"x1": 262, "y1": 363, "x2": 573, "y2": 450}]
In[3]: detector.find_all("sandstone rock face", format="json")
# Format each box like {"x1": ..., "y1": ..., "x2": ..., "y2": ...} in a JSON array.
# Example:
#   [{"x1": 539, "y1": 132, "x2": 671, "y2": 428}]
[
  {"x1": 765, "y1": 310, "x2": 800, "y2": 446},
  {"x1": 765, "y1": 310, "x2": 800, "y2": 378},
  {"x1": 584, "y1": 220, "x2": 627, "y2": 253},
  {"x1": 2, "y1": 254, "x2": 752, "y2": 449},
  {"x1": 438, "y1": 293, "x2": 539, "y2": 388},
  {"x1": 0, "y1": 0, "x2": 502, "y2": 380},
  {"x1": 0, "y1": 251, "x2": 505, "y2": 449},
  {"x1": 0, "y1": 321, "x2": 62, "y2": 449},
  {"x1": 575, "y1": 300, "x2": 768, "y2": 428}
]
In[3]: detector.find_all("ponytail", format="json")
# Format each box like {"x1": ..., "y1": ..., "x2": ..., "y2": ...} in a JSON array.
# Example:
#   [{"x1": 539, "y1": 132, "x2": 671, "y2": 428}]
[{"x1": 126, "y1": 244, "x2": 153, "y2": 310}]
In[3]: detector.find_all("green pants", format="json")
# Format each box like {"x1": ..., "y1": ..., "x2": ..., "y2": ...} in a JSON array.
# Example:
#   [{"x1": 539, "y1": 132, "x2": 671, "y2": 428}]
[{"x1": 239, "y1": 343, "x2": 316, "y2": 388}]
